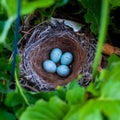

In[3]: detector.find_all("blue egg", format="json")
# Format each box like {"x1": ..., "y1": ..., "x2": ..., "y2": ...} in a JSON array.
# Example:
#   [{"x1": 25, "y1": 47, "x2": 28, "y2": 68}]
[
  {"x1": 43, "y1": 60, "x2": 57, "y2": 73},
  {"x1": 61, "y1": 52, "x2": 73, "y2": 65},
  {"x1": 57, "y1": 65, "x2": 70, "y2": 77},
  {"x1": 50, "y1": 48, "x2": 62, "y2": 63}
]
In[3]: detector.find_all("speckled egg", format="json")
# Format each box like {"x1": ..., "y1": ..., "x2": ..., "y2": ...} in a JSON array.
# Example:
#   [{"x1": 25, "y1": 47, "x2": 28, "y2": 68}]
[
  {"x1": 50, "y1": 48, "x2": 62, "y2": 63},
  {"x1": 61, "y1": 52, "x2": 73, "y2": 65},
  {"x1": 43, "y1": 60, "x2": 57, "y2": 73},
  {"x1": 57, "y1": 65, "x2": 70, "y2": 77}
]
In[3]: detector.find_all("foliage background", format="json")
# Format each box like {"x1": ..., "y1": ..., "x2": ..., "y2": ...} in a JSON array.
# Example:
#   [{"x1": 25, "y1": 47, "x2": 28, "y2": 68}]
[{"x1": 0, "y1": 0, "x2": 120, "y2": 120}]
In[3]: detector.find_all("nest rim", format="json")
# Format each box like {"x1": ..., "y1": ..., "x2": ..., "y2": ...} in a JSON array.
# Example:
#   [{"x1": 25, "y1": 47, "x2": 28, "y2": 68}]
[{"x1": 19, "y1": 19, "x2": 96, "y2": 91}]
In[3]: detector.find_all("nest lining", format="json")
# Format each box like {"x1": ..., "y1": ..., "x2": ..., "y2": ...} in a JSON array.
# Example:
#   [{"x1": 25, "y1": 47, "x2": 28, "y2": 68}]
[{"x1": 29, "y1": 35, "x2": 86, "y2": 86}]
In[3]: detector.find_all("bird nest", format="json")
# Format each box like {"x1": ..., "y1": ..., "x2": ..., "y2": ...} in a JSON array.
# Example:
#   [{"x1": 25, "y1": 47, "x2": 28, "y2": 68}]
[{"x1": 18, "y1": 19, "x2": 96, "y2": 91}]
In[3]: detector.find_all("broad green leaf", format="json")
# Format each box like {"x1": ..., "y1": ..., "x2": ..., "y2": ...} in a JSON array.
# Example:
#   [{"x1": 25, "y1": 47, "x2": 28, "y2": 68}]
[
  {"x1": 66, "y1": 80, "x2": 80, "y2": 90},
  {"x1": 0, "y1": 109, "x2": 16, "y2": 120},
  {"x1": 99, "y1": 100, "x2": 120, "y2": 120},
  {"x1": 20, "y1": 96, "x2": 69, "y2": 120},
  {"x1": 109, "y1": 0, "x2": 120, "y2": 8},
  {"x1": 22, "y1": 0, "x2": 55, "y2": 15},
  {"x1": 15, "y1": 105, "x2": 27, "y2": 119},
  {"x1": 66, "y1": 75, "x2": 82, "y2": 90},
  {"x1": 100, "y1": 76, "x2": 120, "y2": 100},
  {"x1": 1, "y1": 0, "x2": 16, "y2": 17},
  {"x1": 99, "y1": 62, "x2": 120, "y2": 100},
  {"x1": 80, "y1": 109, "x2": 103, "y2": 120},
  {"x1": 23, "y1": 91, "x2": 42, "y2": 105},
  {"x1": 5, "y1": 91, "x2": 23, "y2": 107},
  {"x1": 20, "y1": 100, "x2": 57, "y2": 120},
  {"x1": 0, "y1": 0, "x2": 55, "y2": 43},
  {"x1": 1, "y1": 0, "x2": 55, "y2": 17},
  {"x1": 0, "y1": 52, "x2": 11, "y2": 91},
  {"x1": 78, "y1": 99, "x2": 120, "y2": 120},
  {"x1": 84, "y1": 10, "x2": 99, "y2": 34},
  {"x1": 78, "y1": 0, "x2": 101, "y2": 34},
  {"x1": 78, "y1": 100, "x2": 103, "y2": 120},
  {"x1": 86, "y1": 82, "x2": 100, "y2": 97},
  {"x1": 54, "y1": 86, "x2": 66, "y2": 100},
  {"x1": 0, "y1": 17, "x2": 14, "y2": 43},
  {"x1": 0, "y1": 80, "x2": 9, "y2": 93},
  {"x1": 48, "y1": 96, "x2": 69, "y2": 117},
  {"x1": 0, "y1": 72, "x2": 10, "y2": 81},
  {"x1": 63, "y1": 105, "x2": 81, "y2": 120},
  {"x1": 23, "y1": 86, "x2": 66, "y2": 104},
  {"x1": 107, "y1": 54, "x2": 120, "y2": 69},
  {"x1": 0, "y1": 58, "x2": 10, "y2": 71},
  {"x1": 66, "y1": 86, "x2": 85, "y2": 105},
  {"x1": 31, "y1": 91, "x2": 56, "y2": 101}
]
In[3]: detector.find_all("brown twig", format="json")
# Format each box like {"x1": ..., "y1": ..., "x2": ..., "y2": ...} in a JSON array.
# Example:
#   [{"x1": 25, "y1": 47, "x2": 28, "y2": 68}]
[
  {"x1": 21, "y1": 84, "x2": 39, "y2": 92},
  {"x1": 102, "y1": 43, "x2": 120, "y2": 56}
]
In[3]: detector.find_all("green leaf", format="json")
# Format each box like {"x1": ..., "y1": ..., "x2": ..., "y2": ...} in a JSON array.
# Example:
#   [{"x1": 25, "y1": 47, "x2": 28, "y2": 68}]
[
  {"x1": 66, "y1": 75, "x2": 85, "y2": 105},
  {"x1": 0, "y1": 17, "x2": 14, "y2": 43},
  {"x1": 80, "y1": 109, "x2": 103, "y2": 120},
  {"x1": 66, "y1": 86, "x2": 85, "y2": 105},
  {"x1": 0, "y1": 0, "x2": 55, "y2": 43},
  {"x1": 78, "y1": 0, "x2": 101, "y2": 34},
  {"x1": 0, "y1": 81, "x2": 9, "y2": 93},
  {"x1": 107, "y1": 54, "x2": 120, "y2": 69},
  {"x1": 0, "y1": 59, "x2": 11, "y2": 88},
  {"x1": 78, "y1": 99, "x2": 120, "y2": 120},
  {"x1": 48, "y1": 96, "x2": 69, "y2": 118},
  {"x1": 78, "y1": 100, "x2": 103, "y2": 120},
  {"x1": 5, "y1": 91, "x2": 23, "y2": 107},
  {"x1": 15, "y1": 105, "x2": 27, "y2": 119},
  {"x1": 100, "y1": 100, "x2": 120, "y2": 120},
  {"x1": 20, "y1": 96, "x2": 69, "y2": 120},
  {"x1": 23, "y1": 91, "x2": 41, "y2": 105},
  {"x1": 86, "y1": 82, "x2": 100, "y2": 97},
  {"x1": 0, "y1": 58, "x2": 10, "y2": 71},
  {"x1": 109, "y1": 0, "x2": 120, "y2": 9},
  {"x1": 0, "y1": 109, "x2": 16, "y2": 120},
  {"x1": 23, "y1": 86, "x2": 66, "y2": 104},
  {"x1": 56, "y1": 0, "x2": 69, "y2": 7},
  {"x1": 1, "y1": 0, "x2": 55, "y2": 17},
  {"x1": 63, "y1": 105, "x2": 81, "y2": 120},
  {"x1": 99, "y1": 62, "x2": 120, "y2": 100},
  {"x1": 84, "y1": 10, "x2": 99, "y2": 34},
  {"x1": 66, "y1": 75, "x2": 82, "y2": 90},
  {"x1": 54, "y1": 86, "x2": 66, "y2": 100},
  {"x1": 66, "y1": 80, "x2": 80, "y2": 90},
  {"x1": 22, "y1": 0, "x2": 55, "y2": 15},
  {"x1": 77, "y1": 61, "x2": 120, "y2": 119}
]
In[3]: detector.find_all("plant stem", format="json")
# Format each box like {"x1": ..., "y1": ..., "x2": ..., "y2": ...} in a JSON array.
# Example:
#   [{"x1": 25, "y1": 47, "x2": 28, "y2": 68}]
[
  {"x1": 92, "y1": 0, "x2": 109, "y2": 79},
  {"x1": 0, "y1": 17, "x2": 14, "y2": 43},
  {"x1": 12, "y1": 0, "x2": 21, "y2": 82},
  {"x1": 15, "y1": 70, "x2": 30, "y2": 106}
]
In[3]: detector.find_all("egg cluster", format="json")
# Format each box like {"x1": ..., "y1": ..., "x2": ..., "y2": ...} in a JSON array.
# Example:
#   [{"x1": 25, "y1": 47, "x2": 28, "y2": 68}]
[{"x1": 43, "y1": 48, "x2": 73, "y2": 77}]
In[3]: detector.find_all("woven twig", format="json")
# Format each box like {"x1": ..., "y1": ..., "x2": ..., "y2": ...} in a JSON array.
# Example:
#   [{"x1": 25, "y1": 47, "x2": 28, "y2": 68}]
[{"x1": 18, "y1": 19, "x2": 96, "y2": 91}]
